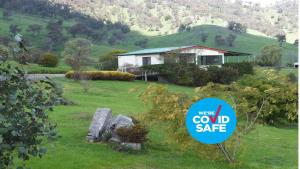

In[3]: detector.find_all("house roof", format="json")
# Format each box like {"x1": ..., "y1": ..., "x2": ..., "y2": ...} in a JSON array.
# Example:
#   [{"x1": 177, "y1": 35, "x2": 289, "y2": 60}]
[
  {"x1": 118, "y1": 45, "x2": 251, "y2": 56},
  {"x1": 118, "y1": 46, "x2": 193, "y2": 56}
]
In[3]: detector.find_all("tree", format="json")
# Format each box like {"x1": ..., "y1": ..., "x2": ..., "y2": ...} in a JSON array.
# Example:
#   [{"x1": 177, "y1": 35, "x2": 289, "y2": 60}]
[
  {"x1": 9, "y1": 24, "x2": 21, "y2": 36},
  {"x1": 200, "y1": 33, "x2": 208, "y2": 43},
  {"x1": 276, "y1": 34, "x2": 286, "y2": 47},
  {"x1": 108, "y1": 36, "x2": 117, "y2": 45},
  {"x1": 26, "y1": 24, "x2": 43, "y2": 36},
  {"x1": 214, "y1": 35, "x2": 226, "y2": 46},
  {"x1": 98, "y1": 49, "x2": 127, "y2": 70},
  {"x1": 226, "y1": 34, "x2": 237, "y2": 47},
  {"x1": 294, "y1": 39, "x2": 298, "y2": 46},
  {"x1": 68, "y1": 23, "x2": 89, "y2": 38},
  {"x1": 227, "y1": 21, "x2": 247, "y2": 33},
  {"x1": 2, "y1": 10, "x2": 12, "y2": 20},
  {"x1": 0, "y1": 62, "x2": 59, "y2": 168},
  {"x1": 134, "y1": 38, "x2": 148, "y2": 48},
  {"x1": 63, "y1": 38, "x2": 92, "y2": 71},
  {"x1": 259, "y1": 45, "x2": 282, "y2": 66},
  {"x1": 0, "y1": 45, "x2": 9, "y2": 61},
  {"x1": 46, "y1": 20, "x2": 65, "y2": 49}
]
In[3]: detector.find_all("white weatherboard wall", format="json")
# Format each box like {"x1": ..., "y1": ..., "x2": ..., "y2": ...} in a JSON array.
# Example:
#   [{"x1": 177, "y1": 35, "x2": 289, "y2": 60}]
[{"x1": 118, "y1": 54, "x2": 163, "y2": 68}]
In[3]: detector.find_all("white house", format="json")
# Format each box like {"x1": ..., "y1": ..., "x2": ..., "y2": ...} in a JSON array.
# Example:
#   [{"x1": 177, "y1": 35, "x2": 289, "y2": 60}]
[{"x1": 118, "y1": 45, "x2": 251, "y2": 72}]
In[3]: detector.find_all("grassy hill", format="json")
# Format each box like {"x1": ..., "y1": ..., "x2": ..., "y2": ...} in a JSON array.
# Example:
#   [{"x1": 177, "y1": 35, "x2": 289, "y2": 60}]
[{"x1": 0, "y1": 8, "x2": 298, "y2": 73}]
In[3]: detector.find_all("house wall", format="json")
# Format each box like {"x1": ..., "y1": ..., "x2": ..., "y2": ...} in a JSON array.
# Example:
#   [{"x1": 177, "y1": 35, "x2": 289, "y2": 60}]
[
  {"x1": 180, "y1": 48, "x2": 225, "y2": 64},
  {"x1": 118, "y1": 48, "x2": 225, "y2": 70},
  {"x1": 118, "y1": 54, "x2": 164, "y2": 68}
]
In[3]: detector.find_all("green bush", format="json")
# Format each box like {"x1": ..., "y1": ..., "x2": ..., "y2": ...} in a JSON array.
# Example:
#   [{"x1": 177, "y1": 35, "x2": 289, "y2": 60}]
[
  {"x1": 223, "y1": 62, "x2": 254, "y2": 75},
  {"x1": 65, "y1": 71, "x2": 135, "y2": 81},
  {"x1": 39, "y1": 53, "x2": 59, "y2": 67},
  {"x1": 287, "y1": 73, "x2": 297, "y2": 83},
  {"x1": 0, "y1": 62, "x2": 58, "y2": 168},
  {"x1": 98, "y1": 49, "x2": 127, "y2": 70},
  {"x1": 116, "y1": 124, "x2": 149, "y2": 143},
  {"x1": 208, "y1": 66, "x2": 239, "y2": 84},
  {"x1": 143, "y1": 63, "x2": 241, "y2": 86}
]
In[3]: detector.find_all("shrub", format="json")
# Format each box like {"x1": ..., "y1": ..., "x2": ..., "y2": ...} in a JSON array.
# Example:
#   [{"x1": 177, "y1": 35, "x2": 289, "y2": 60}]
[
  {"x1": 39, "y1": 53, "x2": 59, "y2": 67},
  {"x1": 223, "y1": 62, "x2": 254, "y2": 75},
  {"x1": 0, "y1": 45, "x2": 9, "y2": 61},
  {"x1": 116, "y1": 124, "x2": 149, "y2": 143},
  {"x1": 0, "y1": 62, "x2": 58, "y2": 168},
  {"x1": 287, "y1": 72, "x2": 297, "y2": 83},
  {"x1": 28, "y1": 48, "x2": 43, "y2": 64},
  {"x1": 65, "y1": 71, "x2": 135, "y2": 81},
  {"x1": 98, "y1": 49, "x2": 127, "y2": 70},
  {"x1": 207, "y1": 66, "x2": 239, "y2": 84},
  {"x1": 142, "y1": 63, "x2": 241, "y2": 86},
  {"x1": 258, "y1": 45, "x2": 282, "y2": 66}
]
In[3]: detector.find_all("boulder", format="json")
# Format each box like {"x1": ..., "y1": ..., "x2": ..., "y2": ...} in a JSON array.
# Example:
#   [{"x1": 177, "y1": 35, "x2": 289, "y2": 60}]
[
  {"x1": 107, "y1": 114, "x2": 134, "y2": 131},
  {"x1": 86, "y1": 108, "x2": 112, "y2": 142}
]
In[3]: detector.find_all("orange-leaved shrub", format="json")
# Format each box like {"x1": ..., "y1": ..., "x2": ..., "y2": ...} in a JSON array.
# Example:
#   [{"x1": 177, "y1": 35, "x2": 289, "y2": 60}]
[{"x1": 65, "y1": 71, "x2": 135, "y2": 81}]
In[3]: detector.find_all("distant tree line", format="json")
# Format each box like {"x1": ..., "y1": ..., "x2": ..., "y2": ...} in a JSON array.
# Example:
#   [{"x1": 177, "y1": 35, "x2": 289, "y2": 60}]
[{"x1": 0, "y1": 0, "x2": 131, "y2": 49}]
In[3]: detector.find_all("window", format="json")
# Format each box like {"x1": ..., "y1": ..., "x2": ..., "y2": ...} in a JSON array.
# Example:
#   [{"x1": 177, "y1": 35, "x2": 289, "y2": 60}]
[
  {"x1": 142, "y1": 57, "x2": 151, "y2": 66},
  {"x1": 198, "y1": 55, "x2": 222, "y2": 65}
]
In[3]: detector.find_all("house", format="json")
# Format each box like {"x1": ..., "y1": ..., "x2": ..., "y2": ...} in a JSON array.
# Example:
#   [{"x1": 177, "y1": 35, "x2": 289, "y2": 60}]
[{"x1": 118, "y1": 45, "x2": 251, "y2": 72}]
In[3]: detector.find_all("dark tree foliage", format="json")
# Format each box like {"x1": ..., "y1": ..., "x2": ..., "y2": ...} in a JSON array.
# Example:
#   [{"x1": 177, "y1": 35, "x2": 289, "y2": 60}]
[
  {"x1": 227, "y1": 21, "x2": 247, "y2": 33},
  {"x1": 45, "y1": 20, "x2": 65, "y2": 50},
  {"x1": 178, "y1": 24, "x2": 191, "y2": 32},
  {"x1": 200, "y1": 33, "x2": 208, "y2": 43},
  {"x1": 134, "y1": 39, "x2": 148, "y2": 48},
  {"x1": 0, "y1": 62, "x2": 59, "y2": 168},
  {"x1": 68, "y1": 23, "x2": 90, "y2": 38},
  {"x1": 214, "y1": 35, "x2": 226, "y2": 46},
  {"x1": 276, "y1": 34, "x2": 286, "y2": 47},
  {"x1": 9, "y1": 24, "x2": 21, "y2": 36},
  {"x1": 294, "y1": 39, "x2": 298, "y2": 46},
  {"x1": 26, "y1": 24, "x2": 43, "y2": 36},
  {"x1": 0, "y1": 0, "x2": 130, "y2": 45},
  {"x1": 2, "y1": 10, "x2": 11, "y2": 20},
  {"x1": 226, "y1": 34, "x2": 237, "y2": 47}
]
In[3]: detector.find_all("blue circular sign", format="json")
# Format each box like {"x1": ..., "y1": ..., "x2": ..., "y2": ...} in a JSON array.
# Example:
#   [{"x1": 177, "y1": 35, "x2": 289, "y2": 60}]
[{"x1": 186, "y1": 98, "x2": 237, "y2": 144}]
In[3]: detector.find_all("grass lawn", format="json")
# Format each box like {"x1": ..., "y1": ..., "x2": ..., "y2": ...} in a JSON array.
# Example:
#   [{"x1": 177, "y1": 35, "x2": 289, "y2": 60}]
[{"x1": 23, "y1": 78, "x2": 297, "y2": 169}]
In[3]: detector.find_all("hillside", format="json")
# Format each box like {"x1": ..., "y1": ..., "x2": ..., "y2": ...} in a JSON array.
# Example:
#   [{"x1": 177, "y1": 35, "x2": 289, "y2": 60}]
[
  {"x1": 0, "y1": 5, "x2": 297, "y2": 69},
  {"x1": 49, "y1": 0, "x2": 298, "y2": 42}
]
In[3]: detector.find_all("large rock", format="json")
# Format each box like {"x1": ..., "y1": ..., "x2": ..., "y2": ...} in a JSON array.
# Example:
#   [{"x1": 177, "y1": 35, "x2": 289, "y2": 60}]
[
  {"x1": 107, "y1": 114, "x2": 134, "y2": 130},
  {"x1": 105, "y1": 114, "x2": 134, "y2": 143},
  {"x1": 86, "y1": 108, "x2": 112, "y2": 142}
]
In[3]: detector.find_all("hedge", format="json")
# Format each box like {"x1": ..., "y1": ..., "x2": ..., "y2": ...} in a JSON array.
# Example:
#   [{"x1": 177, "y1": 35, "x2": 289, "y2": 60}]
[{"x1": 65, "y1": 71, "x2": 135, "y2": 81}]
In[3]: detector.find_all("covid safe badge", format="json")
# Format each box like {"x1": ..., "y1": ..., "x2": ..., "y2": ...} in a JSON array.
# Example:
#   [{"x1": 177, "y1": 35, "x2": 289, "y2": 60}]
[{"x1": 186, "y1": 98, "x2": 237, "y2": 144}]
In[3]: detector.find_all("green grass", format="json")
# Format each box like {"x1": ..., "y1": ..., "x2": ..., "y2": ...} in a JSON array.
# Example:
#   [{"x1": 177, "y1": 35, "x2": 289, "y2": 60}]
[{"x1": 22, "y1": 79, "x2": 297, "y2": 169}]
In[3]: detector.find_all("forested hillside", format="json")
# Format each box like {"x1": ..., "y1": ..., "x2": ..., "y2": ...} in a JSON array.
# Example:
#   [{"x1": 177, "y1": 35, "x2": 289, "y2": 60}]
[{"x1": 49, "y1": 0, "x2": 298, "y2": 42}]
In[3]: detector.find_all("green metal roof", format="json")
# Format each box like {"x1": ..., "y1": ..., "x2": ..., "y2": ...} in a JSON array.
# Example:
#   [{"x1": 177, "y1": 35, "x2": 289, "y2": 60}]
[{"x1": 118, "y1": 46, "x2": 193, "y2": 56}]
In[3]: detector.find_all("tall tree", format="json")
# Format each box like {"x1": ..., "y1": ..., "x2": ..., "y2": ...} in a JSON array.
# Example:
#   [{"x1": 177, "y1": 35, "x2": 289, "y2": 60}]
[
  {"x1": 63, "y1": 38, "x2": 92, "y2": 71},
  {"x1": 227, "y1": 21, "x2": 247, "y2": 33},
  {"x1": 259, "y1": 45, "x2": 282, "y2": 66},
  {"x1": 276, "y1": 34, "x2": 286, "y2": 47},
  {"x1": 226, "y1": 34, "x2": 237, "y2": 47}
]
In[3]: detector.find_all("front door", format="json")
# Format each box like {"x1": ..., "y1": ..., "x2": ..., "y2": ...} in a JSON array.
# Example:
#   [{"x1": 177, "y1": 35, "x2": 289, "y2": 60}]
[{"x1": 142, "y1": 57, "x2": 151, "y2": 66}]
